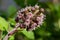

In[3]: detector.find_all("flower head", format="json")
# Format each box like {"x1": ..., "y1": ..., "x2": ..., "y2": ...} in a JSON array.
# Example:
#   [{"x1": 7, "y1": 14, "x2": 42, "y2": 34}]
[{"x1": 15, "y1": 4, "x2": 45, "y2": 31}]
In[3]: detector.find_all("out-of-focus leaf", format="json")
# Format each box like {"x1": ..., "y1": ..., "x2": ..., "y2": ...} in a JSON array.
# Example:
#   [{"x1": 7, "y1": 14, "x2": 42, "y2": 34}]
[
  {"x1": 37, "y1": 38, "x2": 43, "y2": 40},
  {"x1": 54, "y1": 4, "x2": 60, "y2": 18},
  {"x1": 14, "y1": 0, "x2": 38, "y2": 7},
  {"x1": 14, "y1": 0, "x2": 25, "y2": 7},
  {"x1": 7, "y1": 6, "x2": 17, "y2": 18},
  {"x1": 0, "y1": 11, "x2": 8, "y2": 18},
  {"x1": 22, "y1": 29, "x2": 34, "y2": 39},
  {"x1": 37, "y1": 30, "x2": 51, "y2": 37},
  {"x1": 9, "y1": 35, "x2": 14, "y2": 40},
  {"x1": 47, "y1": 3, "x2": 55, "y2": 11},
  {"x1": 8, "y1": 18, "x2": 16, "y2": 26},
  {"x1": 0, "y1": 17, "x2": 9, "y2": 31},
  {"x1": 54, "y1": 19, "x2": 60, "y2": 31},
  {"x1": 27, "y1": 0, "x2": 38, "y2": 6}
]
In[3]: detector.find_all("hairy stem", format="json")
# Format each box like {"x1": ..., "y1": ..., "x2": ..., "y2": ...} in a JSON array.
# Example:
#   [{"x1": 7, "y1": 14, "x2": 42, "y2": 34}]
[{"x1": 3, "y1": 23, "x2": 20, "y2": 40}]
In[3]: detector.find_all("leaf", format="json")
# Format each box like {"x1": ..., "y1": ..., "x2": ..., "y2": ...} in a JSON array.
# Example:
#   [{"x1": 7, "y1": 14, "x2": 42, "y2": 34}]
[
  {"x1": 54, "y1": 4, "x2": 60, "y2": 18},
  {"x1": 14, "y1": 0, "x2": 25, "y2": 7},
  {"x1": 8, "y1": 18, "x2": 16, "y2": 26},
  {"x1": 22, "y1": 29, "x2": 34, "y2": 39},
  {"x1": 9, "y1": 35, "x2": 14, "y2": 40},
  {"x1": 27, "y1": 0, "x2": 38, "y2": 6},
  {"x1": 37, "y1": 30, "x2": 51, "y2": 37},
  {"x1": 7, "y1": 5, "x2": 17, "y2": 18},
  {"x1": 0, "y1": 17, "x2": 9, "y2": 31}
]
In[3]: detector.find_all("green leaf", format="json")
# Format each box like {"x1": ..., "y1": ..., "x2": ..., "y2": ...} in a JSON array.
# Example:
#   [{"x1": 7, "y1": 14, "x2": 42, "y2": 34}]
[
  {"x1": 38, "y1": 30, "x2": 51, "y2": 37},
  {"x1": 27, "y1": 0, "x2": 38, "y2": 6},
  {"x1": 7, "y1": 5, "x2": 17, "y2": 18},
  {"x1": 8, "y1": 18, "x2": 16, "y2": 26},
  {"x1": 0, "y1": 17, "x2": 9, "y2": 31},
  {"x1": 47, "y1": 3, "x2": 55, "y2": 11},
  {"x1": 22, "y1": 29, "x2": 34, "y2": 39},
  {"x1": 14, "y1": 0, "x2": 25, "y2": 7},
  {"x1": 9, "y1": 35, "x2": 14, "y2": 40}
]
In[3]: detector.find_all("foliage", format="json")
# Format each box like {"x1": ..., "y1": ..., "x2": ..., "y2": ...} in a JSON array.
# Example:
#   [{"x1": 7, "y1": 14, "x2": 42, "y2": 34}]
[
  {"x1": 22, "y1": 29, "x2": 34, "y2": 39},
  {"x1": 0, "y1": 0, "x2": 60, "y2": 40},
  {"x1": 0, "y1": 17, "x2": 9, "y2": 31}
]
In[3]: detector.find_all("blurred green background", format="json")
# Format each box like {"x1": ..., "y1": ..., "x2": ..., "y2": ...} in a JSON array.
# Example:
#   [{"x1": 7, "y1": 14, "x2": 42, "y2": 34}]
[{"x1": 0, "y1": 0, "x2": 60, "y2": 40}]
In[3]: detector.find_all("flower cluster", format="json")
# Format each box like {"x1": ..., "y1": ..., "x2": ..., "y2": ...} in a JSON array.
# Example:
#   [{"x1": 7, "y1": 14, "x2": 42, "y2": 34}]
[{"x1": 15, "y1": 5, "x2": 45, "y2": 31}]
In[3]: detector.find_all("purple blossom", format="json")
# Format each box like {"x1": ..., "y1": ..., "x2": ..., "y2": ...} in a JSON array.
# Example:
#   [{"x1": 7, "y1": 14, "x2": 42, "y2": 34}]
[
  {"x1": 26, "y1": 12, "x2": 33, "y2": 19},
  {"x1": 35, "y1": 5, "x2": 39, "y2": 9},
  {"x1": 31, "y1": 7, "x2": 35, "y2": 11},
  {"x1": 15, "y1": 4, "x2": 45, "y2": 31},
  {"x1": 17, "y1": 13, "x2": 24, "y2": 19},
  {"x1": 19, "y1": 24, "x2": 26, "y2": 28},
  {"x1": 27, "y1": 23, "x2": 37, "y2": 31},
  {"x1": 24, "y1": 19, "x2": 30, "y2": 26}
]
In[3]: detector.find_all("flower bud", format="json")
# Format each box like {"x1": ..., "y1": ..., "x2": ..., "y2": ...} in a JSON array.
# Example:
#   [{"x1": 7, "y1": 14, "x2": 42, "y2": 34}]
[
  {"x1": 31, "y1": 7, "x2": 35, "y2": 11},
  {"x1": 35, "y1": 5, "x2": 39, "y2": 9},
  {"x1": 17, "y1": 13, "x2": 24, "y2": 19},
  {"x1": 36, "y1": 17, "x2": 41, "y2": 21},
  {"x1": 27, "y1": 23, "x2": 37, "y2": 31},
  {"x1": 40, "y1": 8, "x2": 44, "y2": 12},
  {"x1": 27, "y1": 12, "x2": 33, "y2": 19},
  {"x1": 15, "y1": 17, "x2": 19, "y2": 22},
  {"x1": 19, "y1": 24, "x2": 26, "y2": 28},
  {"x1": 24, "y1": 19, "x2": 30, "y2": 26}
]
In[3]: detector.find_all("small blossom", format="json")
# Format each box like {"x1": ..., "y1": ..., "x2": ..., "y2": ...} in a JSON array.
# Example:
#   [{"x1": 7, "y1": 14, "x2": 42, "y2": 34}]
[
  {"x1": 31, "y1": 7, "x2": 35, "y2": 11},
  {"x1": 27, "y1": 23, "x2": 37, "y2": 31},
  {"x1": 40, "y1": 8, "x2": 44, "y2": 12},
  {"x1": 24, "y1": 8, "x2": 28, "y2": 12},
  {"x1": 27, "y1": 6, "x2": 32, "y2": 11},
  {"x1": 40, "y1": 13, "x2": 45, "y2": 19},
  {"x1": 26, "y1": 12, "x2": 33, "y2": 19},
  {"x1": 24, "y1": 19, "x2": 30, "y2": 26},
  {"x1": 37, "y1": 21, "x2": 43, "y2": 25},
  {"x1": 35, "y1": 5, "x2": 39, "y2": 9},
  {"x1": 17, "y1": 13, "x2": 24, "y2": 19},
  {"x1": 36, "y1": 17, "x2": 41, "y2": 21},
  {"x1": 19, "y1": 24, "x2": 26, "y2": 28}
]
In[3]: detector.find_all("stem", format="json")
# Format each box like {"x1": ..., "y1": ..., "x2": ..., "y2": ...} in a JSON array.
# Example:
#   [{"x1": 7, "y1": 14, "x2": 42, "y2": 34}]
[
  {"x1": 3, "y1": 28, "x2": 17, "y2": 40},
  {"x1": 3, "y1": 23, "x2": 20, "y2": 40}
]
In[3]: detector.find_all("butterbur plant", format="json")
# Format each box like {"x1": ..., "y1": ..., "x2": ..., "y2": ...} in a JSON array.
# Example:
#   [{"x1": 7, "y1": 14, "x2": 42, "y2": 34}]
[{"x1": 3, "y1": 4, "x2": 45, "y2": 40}]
